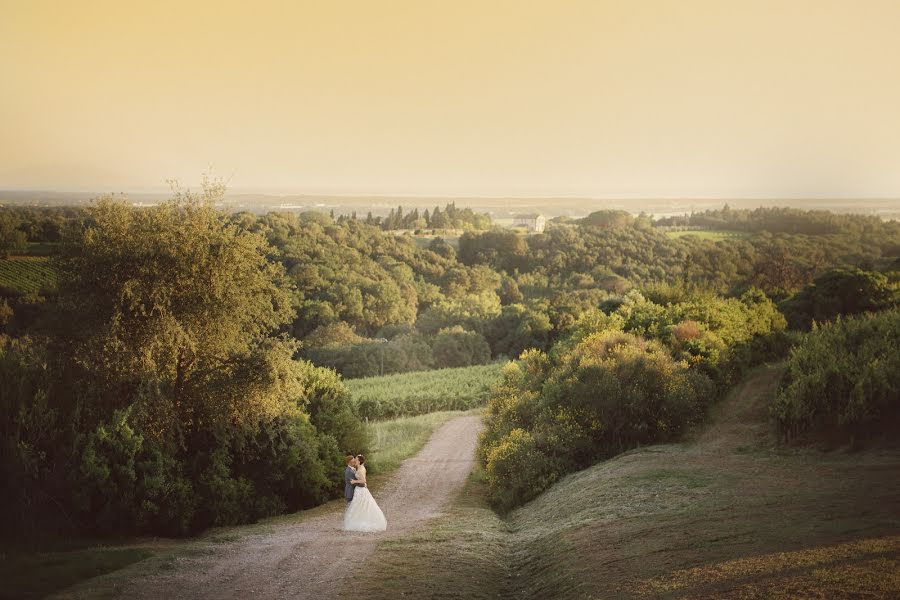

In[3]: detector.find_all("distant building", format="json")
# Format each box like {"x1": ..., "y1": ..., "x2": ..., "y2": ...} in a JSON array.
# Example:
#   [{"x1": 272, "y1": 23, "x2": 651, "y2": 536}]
[{"x1": 512, "y1": 213, "x2": 546, "y2": 233}]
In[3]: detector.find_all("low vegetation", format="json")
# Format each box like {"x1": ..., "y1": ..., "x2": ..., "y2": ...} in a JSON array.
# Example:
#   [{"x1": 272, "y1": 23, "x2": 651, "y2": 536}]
[
  {"x1": 478, "y1": 290, "x2": 787, "y2": 511},
  {"x1": 345, "y1": 363, "x2": 502, "y2": 420},
  {"x1": 774, "y1": 308, "x2": 900, "y2": 444},
  {"x1": 0, "y1": 546, "x2": 152, "y2": 600}
]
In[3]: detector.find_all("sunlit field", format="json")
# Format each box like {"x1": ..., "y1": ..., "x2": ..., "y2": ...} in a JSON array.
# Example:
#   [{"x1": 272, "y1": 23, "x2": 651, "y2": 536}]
[
  {"x1": 0, "y1": 256, "x2": 57, "y2": 295},
  {"x1": 664, "y1": 229, "x2": 751, "y2": 240},
  {"x1": 345, "y1": 363, "x2": 503, "y2": 420}
]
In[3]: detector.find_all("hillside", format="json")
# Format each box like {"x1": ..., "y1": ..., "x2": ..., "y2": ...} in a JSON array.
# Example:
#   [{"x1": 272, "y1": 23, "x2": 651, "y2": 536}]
[{"x1": 349, "y1": 365, "x2": 900, "y2": 599}]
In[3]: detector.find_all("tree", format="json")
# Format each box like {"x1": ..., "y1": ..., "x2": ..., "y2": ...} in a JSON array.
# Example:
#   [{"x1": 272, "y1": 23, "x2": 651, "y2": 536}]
[
  {"x1": 56, "y1": 179, "x2": 297, "y2": 436},
  {"x1": 38, "y1": 180, "x2": 367, "y2": 534},
  {"x1": 581, "y1": 210, "x2": 634, "y2": 229},
  {"x1": 432, "y1": 326, "x2": 491, "y2": 368},
  {"x1": 0, "y1": 213, "x2": 28, "y2": 257},
  {"x1": 780, "y1": 268, "x2": 900, "y2": 330}
]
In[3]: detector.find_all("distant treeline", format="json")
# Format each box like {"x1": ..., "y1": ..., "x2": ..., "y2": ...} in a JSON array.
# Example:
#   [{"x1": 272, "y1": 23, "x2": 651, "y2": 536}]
[
  {"x1": 654, "y1": 204, "x2": 894, "y2": 236},
  {"x1": 3, "y1": 202, "x2": 900, "y2": 376},
  {"x1": 335, "y1": 201, "x2": 492, "y2": 232}
]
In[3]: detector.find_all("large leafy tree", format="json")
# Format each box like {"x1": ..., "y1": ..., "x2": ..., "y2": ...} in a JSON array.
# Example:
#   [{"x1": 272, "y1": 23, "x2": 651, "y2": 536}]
[
  {"x1": 780, "y1": 268, "x2": 900, "y2": 330},
  {"x1": 0, "y1": 212, "x2": 28, "y2": 257},
  {"x1": 56, "y1": 181, "x2": 298, "y2": 437}
]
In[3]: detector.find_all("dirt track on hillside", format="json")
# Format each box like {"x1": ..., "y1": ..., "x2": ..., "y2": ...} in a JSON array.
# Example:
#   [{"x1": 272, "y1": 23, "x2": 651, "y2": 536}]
[{"x1": 88, "y1": 415, "x2": 482, "y2": 600}]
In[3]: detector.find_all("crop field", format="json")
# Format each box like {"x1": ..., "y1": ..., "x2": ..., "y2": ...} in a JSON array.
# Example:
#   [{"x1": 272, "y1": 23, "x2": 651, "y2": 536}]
[
  {"x1": 410, "y1": 234, "x2": 461, "y2": 249},
  {"x1": 0, "y1": 256, "x2": 57, "y2": 295},
  {"x1": 664, "y1": 229, "x2": 750, "y2": 240},
  {"x1": 345, "y1": 363, "x2": 503, "y2": 420}
]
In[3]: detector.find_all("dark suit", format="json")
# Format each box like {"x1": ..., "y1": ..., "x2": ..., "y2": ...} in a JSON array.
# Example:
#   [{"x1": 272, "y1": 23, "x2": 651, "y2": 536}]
[{"x1": 344, "y1": 466, "x2": 358, "y2": 502}]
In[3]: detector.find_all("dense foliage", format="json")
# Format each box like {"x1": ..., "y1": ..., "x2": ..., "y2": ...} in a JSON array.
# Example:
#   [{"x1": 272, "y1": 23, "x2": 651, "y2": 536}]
[
  {"x1": 477, "y1": 291, "x2": 786, "y2": 511},
  {"x1": 0, "y1": 212, "x2": 29, "y2": 257},
  {"x1": 0, "y1": 186, "x2": 367, "y2": 538},
  {"x1": 345, "y1": 363, "x2": 503, "y2": 420},
  {"x1": 773, "y1": 309, "x2": 900, "y2": 444},
  {"x1": 3, "y1": 197, "x2": 900, "y2": 529},
  {"x1": 779, "y1": 268, "x2": 900, "y2": 330},
  {"x1": 5, "y1": 203, "x2": 899, "y2": 376},
  {"x1": 354, "y1": 201, "x2": 492, "y2": 231}
]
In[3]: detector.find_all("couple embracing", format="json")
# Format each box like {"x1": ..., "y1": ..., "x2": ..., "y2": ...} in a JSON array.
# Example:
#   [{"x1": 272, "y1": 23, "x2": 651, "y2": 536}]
[{"x1": 343, "y1": 454, "x2": 387, "y2": 532}]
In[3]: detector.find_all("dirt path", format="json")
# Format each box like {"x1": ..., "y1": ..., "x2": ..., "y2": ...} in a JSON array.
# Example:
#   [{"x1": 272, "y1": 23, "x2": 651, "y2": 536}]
[{"x1": 108, "y1": 414, "x2": 483, "y2": 600}]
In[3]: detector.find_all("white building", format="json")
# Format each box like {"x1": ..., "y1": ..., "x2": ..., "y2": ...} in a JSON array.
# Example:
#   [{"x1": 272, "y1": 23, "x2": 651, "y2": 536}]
[{"x1": 512, "y1": 213, "x2": 546, "y2": 233}]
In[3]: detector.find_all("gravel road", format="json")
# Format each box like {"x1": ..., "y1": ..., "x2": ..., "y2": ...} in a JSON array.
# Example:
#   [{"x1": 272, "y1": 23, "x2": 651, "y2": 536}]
[{"x1": 114, "y1": 414, "x2": 483, "y2": 600}]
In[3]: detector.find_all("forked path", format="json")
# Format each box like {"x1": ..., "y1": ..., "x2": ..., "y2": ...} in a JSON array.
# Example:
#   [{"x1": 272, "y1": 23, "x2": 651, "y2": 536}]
[{"x1": 117, "y1": 415, "x2": 483, "y2": 600}]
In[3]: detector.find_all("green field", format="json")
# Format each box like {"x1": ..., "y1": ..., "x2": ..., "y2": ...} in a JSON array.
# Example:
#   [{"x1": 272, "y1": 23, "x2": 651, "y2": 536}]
[
  {"x1": 345, "y1": 363, "x2": 503, "y2": 420},
  {"x1": 664, "y1": 229, "x2": 750, "y2": 240},
  {"x1": 0, "y1": 256, "x2": 57, "y2": 295}
]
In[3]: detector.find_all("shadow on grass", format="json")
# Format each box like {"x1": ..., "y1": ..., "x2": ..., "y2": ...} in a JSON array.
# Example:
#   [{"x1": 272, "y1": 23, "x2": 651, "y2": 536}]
[{"x1": 0, "y1": 547, "x2": 153, "y2": 600}]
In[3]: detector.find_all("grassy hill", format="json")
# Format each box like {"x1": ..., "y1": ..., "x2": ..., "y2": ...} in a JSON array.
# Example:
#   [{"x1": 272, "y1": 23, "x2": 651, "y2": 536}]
[{"x1": 348, "y1": 365, "x2": 900, "y2": 599}]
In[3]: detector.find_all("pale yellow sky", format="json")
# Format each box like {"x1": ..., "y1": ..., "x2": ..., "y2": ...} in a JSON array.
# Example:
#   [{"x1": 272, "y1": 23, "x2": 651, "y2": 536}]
[{"x1": 2, "y1": 0, "x2": 900, "y2": 197}]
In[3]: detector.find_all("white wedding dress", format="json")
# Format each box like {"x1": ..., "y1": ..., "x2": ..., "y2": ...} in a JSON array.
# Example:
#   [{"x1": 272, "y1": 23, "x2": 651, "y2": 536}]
[{"x1": 343, "y1": 465, "x2": 387, "y2": 532}]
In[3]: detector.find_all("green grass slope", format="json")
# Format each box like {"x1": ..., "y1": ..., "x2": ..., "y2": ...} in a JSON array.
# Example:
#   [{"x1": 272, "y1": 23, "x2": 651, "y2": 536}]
[{"x1": 350, "y1": 365, "x2": 900, "y2": 599}]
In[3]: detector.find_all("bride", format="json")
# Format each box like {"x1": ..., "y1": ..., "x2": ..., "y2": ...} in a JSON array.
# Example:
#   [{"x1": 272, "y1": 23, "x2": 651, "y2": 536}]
[{"x1": 344, "y1": 454, "x2": 387, "y2": 532}]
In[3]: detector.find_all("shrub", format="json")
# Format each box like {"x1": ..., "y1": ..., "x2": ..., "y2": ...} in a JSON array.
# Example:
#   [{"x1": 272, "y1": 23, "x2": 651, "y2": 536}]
[
  {"x1": 432, "y1": 326, "x2": 491, "y2": 368},
  {"x1": 482, "y1": 428, "x2": 558, "y2": 512},
  {"x1": 479, "y1": 330, "x2": 714, "y2": 511},
  {"x1": 773, "y1": 309, "x2": 900, "y2": 444},
  {"x1": 75, "y1": 408, "x2": 144, "y2": 534},
  {"x1": 780, "y1": 268, "x2": 900, "y2": 330}
]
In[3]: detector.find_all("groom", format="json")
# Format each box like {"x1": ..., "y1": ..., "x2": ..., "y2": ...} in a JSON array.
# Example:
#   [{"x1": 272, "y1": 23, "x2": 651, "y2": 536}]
[{"x1": 344, "y1": 454, "x2": 365, "y2": 503}]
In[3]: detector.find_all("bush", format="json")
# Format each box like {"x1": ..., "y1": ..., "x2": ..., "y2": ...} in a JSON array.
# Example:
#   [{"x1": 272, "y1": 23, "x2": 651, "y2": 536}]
[
  {"x1": 479, "y1": 331, "x2": 714, "y2": 511},
  {"x1": 75, "y1": 408, "x2": 144, "y2": 534},
  {"x1": 432, "y1": 326, "x2": 491, "y2": 368},
  {"x1": 482, "y1": 428, "x2": 558, "y2": 512},
  {"x1": 780, "y1": 268, "x2": 900, "y2": 330},
  {"x1": 773, "y1": 309, "x2": 900, "y2": 444}
]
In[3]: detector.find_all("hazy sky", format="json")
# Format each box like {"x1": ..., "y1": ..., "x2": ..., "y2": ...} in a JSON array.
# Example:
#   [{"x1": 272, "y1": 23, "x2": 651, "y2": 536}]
[{"x1": 2, "y1": 0, "x2": 900, "y2": 197}]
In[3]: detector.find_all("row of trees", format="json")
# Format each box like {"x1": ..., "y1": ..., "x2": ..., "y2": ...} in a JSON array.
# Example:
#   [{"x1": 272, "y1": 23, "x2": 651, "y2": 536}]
[
  {"x1": 655, "y1": 205, "x2": 897, "y2": 236},
  {"x1": 346, "y1": 201, "x2": 492, "y2": 231}
]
